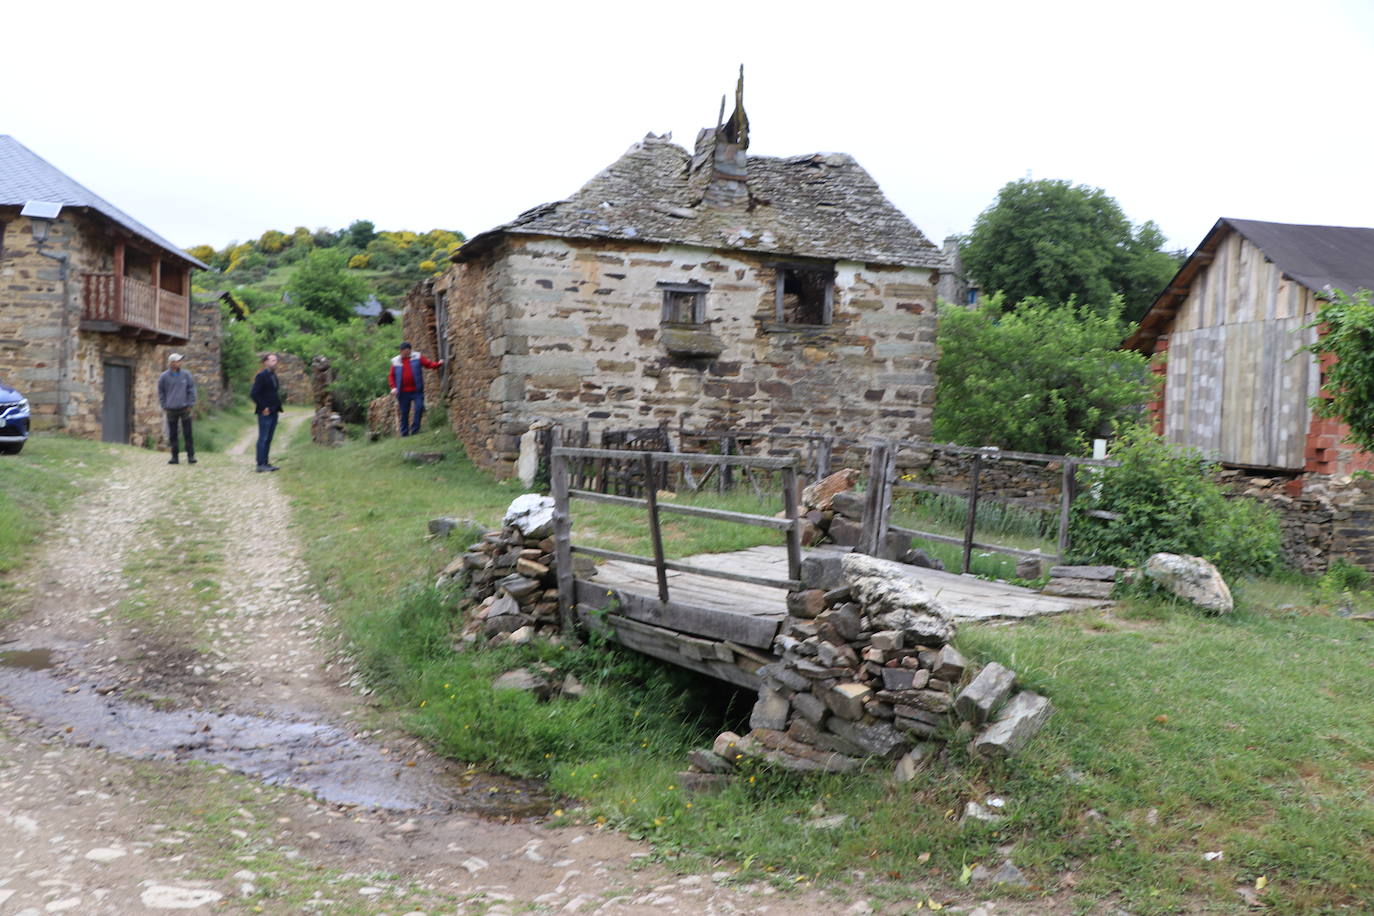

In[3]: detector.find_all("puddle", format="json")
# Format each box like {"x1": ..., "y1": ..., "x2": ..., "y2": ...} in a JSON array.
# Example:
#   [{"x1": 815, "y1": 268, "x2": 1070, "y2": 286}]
[
  {"x1": 0, "y1": 662, "x2": 552, "y2": 816},
  {"x1": 0, "y1": 648, "x2": 55, "y2": 671}
]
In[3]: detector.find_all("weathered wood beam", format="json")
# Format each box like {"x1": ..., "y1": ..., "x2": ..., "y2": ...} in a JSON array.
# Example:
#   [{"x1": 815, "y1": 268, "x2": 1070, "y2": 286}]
[
  {"x1": 569, "y1": 488, "x2": 794, "y2": 529},
  {"x1": 575, "y1": 580, "x2": 781, "y2": 648}
]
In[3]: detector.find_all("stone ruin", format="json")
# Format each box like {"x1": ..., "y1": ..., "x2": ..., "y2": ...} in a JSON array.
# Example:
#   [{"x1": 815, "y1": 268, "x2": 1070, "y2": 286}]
[
  {"x1": 686, "y1": 551, "x2": 1053, "y2": 784},
  {"x1": 309, "y1": 355, "x2": 345, "y2": 447}
]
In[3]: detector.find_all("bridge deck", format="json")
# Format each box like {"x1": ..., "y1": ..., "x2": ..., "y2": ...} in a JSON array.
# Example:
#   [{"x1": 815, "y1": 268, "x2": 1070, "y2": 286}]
[{"x1": 574, "y1": 545, "x2": 1108, "y2": 688}]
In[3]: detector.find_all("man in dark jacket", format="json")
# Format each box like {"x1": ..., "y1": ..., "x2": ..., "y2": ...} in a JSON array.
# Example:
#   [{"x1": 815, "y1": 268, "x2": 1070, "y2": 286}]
[
  {"x1": 388, "y1": 342, "x2": 443, "y2": 437},
  {"x1": 250, "y1": 352, "x2": 283, "y2": 472},
  {"x1": 157, "y1": 352, "x2": 197, "y2": 465}
]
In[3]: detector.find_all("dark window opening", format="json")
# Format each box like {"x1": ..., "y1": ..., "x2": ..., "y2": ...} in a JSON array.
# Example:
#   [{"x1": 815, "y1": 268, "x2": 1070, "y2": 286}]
[
  {"x1": 658, "y1": 281, "x2": 708, "y2": 325},
  {"x1": 775, "y1": 264, "x2": 834, "y2": 325}
]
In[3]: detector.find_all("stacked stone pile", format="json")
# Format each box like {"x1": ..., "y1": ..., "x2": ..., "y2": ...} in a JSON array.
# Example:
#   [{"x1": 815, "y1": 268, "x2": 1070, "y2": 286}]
[
  {"x1": 1042, "y1": 565, "x2": 1119, "y2": 599},
  {"x1": 309, "y1": 355, "x2": 345, "y2": 447},
  {"x1": 438, "y1": 495, "x2": 591, "y2": 646},
  {"x1": 689, "y1": 552, "x2": 1053, "y2": 780},
  {"x1": 792, "y1": 469, "x2": 945, "y2": 569}
]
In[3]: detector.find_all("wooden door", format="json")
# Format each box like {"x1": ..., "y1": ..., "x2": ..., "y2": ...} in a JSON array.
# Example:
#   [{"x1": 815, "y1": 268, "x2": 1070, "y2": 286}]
[{"x1": 101, "y1": 363, "x2": 132, "y2": 443}]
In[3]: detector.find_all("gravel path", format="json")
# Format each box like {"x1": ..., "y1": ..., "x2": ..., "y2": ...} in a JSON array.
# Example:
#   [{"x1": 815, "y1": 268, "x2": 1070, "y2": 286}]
[{"x1": 0, "y1": 414, "x2": 848, "y2": 915}]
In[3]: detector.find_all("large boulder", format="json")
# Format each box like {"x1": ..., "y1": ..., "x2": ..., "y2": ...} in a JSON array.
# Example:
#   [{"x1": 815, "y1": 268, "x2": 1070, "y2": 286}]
[
  {"x1": 801, "y1": 468, "x2": 861, "y2": 512},
  {"x1": 1143, "y1": 553, "x2": 1234, "y2": 614},
  {"x1": 503, "y1": 494, "x2": 557, "y2": 539},
  {"x1": 841, "y1": 553, "x2": 956, "y2": 645}
]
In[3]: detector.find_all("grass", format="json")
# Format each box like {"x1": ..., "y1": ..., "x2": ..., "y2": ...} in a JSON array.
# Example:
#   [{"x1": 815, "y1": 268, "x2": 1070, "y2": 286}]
[
  {"x1": 0, "y1": 433, "x2": 117, "y2": 618},
  {"x1": 277, "y1": 425, "x2": 1374, "y2": 913},
  {"x1": 889, "y1": 490, "x2": 1058, "y2": 580},
  {"x1": 193, "y1": 399, "x2": 255, "y2": 453},
  {"x1": 10, "y1": 421, "x2": 1374, "y2": 912}
]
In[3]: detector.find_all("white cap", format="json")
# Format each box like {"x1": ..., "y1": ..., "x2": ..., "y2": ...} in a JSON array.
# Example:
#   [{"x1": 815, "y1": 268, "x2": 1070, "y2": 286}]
[{"x1": 168, "y1": 353, "x2": 185, "y2": 364}]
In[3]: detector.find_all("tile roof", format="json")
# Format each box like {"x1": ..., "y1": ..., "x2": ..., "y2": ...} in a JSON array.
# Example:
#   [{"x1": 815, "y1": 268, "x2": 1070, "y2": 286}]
[
  {"x1": 0, "y1": 135, "x2": 207, "y2": 269},
  {"x1": 457, "y1": 134, "x2": 942, "y2": 269}
]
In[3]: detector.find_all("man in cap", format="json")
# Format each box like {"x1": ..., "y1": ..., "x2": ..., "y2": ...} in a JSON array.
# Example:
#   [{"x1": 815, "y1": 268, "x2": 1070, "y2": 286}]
[
  {"x1": 157, "y1": 352, "x2": 197, "y2": 465},
  {"x1": 388, "y1": 341, "x2": 443, "y2": 437}
]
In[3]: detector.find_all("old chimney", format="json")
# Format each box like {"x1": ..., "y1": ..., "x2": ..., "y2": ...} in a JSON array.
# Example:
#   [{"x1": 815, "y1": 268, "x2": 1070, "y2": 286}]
[{"x1": 692, "y1": 67, "x2": 751, "y2": 210}]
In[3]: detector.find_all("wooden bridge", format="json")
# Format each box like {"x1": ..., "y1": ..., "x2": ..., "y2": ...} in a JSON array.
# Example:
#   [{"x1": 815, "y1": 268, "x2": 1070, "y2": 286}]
[{"x1": 549, "y1": 445, "x2": 1111, "y2": 689}]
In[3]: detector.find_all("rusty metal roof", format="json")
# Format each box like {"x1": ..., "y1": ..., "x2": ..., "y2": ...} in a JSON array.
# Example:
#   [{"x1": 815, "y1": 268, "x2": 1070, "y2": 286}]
[
  {"x1": 0, "y1": 135, "x2": 208, "y2": 270},
  {"x1": 1126, "y1": 217, "x2": 1374, "y2": 352},
  {"x1": 456, "y1": 134, "x2": 942, "y2": 269}
]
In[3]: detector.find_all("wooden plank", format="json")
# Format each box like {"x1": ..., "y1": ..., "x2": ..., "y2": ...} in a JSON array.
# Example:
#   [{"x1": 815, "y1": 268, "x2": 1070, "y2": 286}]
[
  {"x1": 553, "y1": 446, "x2": 796, "y2": 470},
  {"x1": 961, "y1": 453, "x2": 982, "y2": 574},
  {"x1": 642, "y1": 453, "x2": 669, "y2": 602},
  {"x1": 575, "y1": 580, "x2": 781, "y2": 648},
  {"x1": 781, "y1": 465, "x2": 802, "y2": 587},
  {"x1": 1057, "y1": 461, "x2": 1076, "y2": 561},
  {"x1": 608, "y1": 613, "x2": 736, "y2": 662},
  {"x1": 550, "y1": 451, "x2": 577, "y2": 633},
  {"x1": 570, "y1": 490, "x2": 794, "y2": 530},
  {"x1": 589, "y1": 613, "x2": 760, "y2": 689}
]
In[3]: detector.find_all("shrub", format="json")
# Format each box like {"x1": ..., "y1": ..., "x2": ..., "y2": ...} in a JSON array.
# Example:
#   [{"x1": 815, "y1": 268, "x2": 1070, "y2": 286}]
[
  {"x1": 1069, "y1": 425, "x2": 1282, "y2": 577},
  {"x1": 933, "y1": 294, "x2": 1152, "y2": 455}
]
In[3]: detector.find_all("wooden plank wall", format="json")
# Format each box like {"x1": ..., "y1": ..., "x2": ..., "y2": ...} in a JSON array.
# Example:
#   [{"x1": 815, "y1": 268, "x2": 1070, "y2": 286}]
[{"x1": 1164, "y1": 231, "x2": 1318, "y2": 469}]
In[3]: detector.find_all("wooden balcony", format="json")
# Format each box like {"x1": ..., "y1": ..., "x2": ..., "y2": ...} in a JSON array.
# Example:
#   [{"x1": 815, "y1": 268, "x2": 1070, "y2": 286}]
[{"x1": 82, "y1": 273, "x2": 190, "y2": 343}]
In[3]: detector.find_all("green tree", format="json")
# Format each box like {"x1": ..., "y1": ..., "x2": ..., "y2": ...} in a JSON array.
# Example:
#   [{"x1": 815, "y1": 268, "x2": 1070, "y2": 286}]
[
  {"x1": 932, "y1": 294, "x2": 1152, "y2": 454},
  {"x1": 961, "y1": 178, "x2": 1181, "y2": 322},
  {"x1": 285, "y1": 249, "x2": 368, "y2": 321},
  {"x1": 1304, "y1": 287, "x2": 1374, "y2": 453},
  {"x1": 344, "y1": 219, "x2": 377, "y2": 250}
]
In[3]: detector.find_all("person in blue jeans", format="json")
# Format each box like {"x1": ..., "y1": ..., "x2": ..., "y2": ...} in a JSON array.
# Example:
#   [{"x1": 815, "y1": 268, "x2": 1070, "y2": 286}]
[
  {"x1": 250, "y1": 352, "x2": 283, "y2": 472},
  {"x1": 388, "y1": 342, "x2": 443, "y2": 437}
]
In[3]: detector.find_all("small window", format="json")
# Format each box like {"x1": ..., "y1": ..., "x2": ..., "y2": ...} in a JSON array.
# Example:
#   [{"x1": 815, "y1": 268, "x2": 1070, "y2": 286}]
[
  {"x1": 774, "y1": 263, "x2": 834, "y2": 325},
  {"x1": 658, "y1": 281, "x2": 708, "y2": 325}
]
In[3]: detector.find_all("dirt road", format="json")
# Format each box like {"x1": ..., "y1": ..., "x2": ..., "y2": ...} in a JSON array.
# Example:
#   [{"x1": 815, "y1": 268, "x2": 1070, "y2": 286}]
[{"x1": 0, "y1": 414, "x2": 840, "y2": 915}]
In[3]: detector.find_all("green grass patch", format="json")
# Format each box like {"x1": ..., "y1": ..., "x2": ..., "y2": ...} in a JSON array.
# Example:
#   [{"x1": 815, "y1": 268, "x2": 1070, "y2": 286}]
[
  {"x1": 193, "y1": 399, "x2": 255, "y2": 453},
  {"x1": 278, "y1": 427, "x2": 1374, "y2": 912},
  {"x1": 0, "y1": 434, "x2": 117, "y2": 617}
]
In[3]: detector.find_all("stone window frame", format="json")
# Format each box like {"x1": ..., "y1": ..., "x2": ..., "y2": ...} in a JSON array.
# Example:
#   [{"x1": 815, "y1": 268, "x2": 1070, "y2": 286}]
[
  {"x1": 771, "y1": 260, "x2": 835, "y2": 326},
  {"x1": 658, "y1": 280, "x2": 710, "y2": 326}
]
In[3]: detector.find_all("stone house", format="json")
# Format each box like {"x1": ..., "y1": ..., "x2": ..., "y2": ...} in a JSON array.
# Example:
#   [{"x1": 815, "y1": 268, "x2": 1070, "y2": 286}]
[
  {"x1": 422, "y1": 81, "x2": 946, "y2": 477},
  {"x1": 0, "y1": 136, "x2": 209, "y2": 444},
  {"x1": 1126, "y1": 217, "x2": 1374, "y2": 570}
]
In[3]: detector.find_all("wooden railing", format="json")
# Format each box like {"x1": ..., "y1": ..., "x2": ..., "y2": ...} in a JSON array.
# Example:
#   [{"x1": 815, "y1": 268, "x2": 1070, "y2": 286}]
[
  {"x1": 82, "y1": 273, "x2": 189, "y2": 339},
  {"x1": 550, "y1": 446, "x2": 803, "y2": 632}
]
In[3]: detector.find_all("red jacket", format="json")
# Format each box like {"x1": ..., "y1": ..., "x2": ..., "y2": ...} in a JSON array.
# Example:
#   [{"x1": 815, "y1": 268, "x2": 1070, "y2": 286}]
[{"x1": 389, "y1": 352, "x2": 442, "y2": 393}]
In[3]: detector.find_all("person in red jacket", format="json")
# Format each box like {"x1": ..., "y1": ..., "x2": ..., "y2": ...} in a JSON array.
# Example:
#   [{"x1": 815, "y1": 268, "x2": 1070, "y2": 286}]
[{"x1": 388, "y1": 342, "x2": 443, "y2": 436}]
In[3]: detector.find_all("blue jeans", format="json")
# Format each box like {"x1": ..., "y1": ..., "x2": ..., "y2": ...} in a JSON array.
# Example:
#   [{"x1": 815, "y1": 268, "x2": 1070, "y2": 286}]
[
  {"x1": 256, "y1": 411, "x2": 278, "y2": 467},
  {"x1": 165, "y1": 407, "x2": 194, "y2": 458},
  {"x1": 397, "y1": 391, "x2": 424, "y2": 436}
]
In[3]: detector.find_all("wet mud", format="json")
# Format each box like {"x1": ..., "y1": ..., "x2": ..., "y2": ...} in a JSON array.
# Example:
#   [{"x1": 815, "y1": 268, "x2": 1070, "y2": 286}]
[{"x1": 0, "y1": 649, "x2": 551, "y2": 817}]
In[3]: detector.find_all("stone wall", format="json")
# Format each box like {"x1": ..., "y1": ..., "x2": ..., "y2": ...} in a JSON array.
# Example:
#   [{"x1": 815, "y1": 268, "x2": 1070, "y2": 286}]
[
  {"x1": 1221, "y1": 470, "x2": 1374, "y2": 574},
  {"x1": 436, "y1": 235, "x2": 939, "y2": 477},
  {"x1": 0, "y1": 208, "x2": 174, "y2": 444},
  {"x1": 185, "y1": 295, "x2": 226, "y2": 409},
  {"x1": 273, "y1": 352, "x2": 310, "y2": 406}
]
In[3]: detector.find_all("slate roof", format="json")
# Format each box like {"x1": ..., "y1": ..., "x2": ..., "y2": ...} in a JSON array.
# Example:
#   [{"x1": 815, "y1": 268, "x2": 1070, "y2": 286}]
[
  {"x1": 0, "y1": 135, "x2": 208, "y2": 270},
  {"x1": 1126, "y1": 217, "x2": 1374, "y2": 352},
  {"x1": 457, "y1": 135, "x2": 942, "y2": 269}
]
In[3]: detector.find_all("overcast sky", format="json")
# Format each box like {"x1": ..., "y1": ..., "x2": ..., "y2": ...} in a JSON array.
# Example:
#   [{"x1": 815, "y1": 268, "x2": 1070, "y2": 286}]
[{"x1": 9, "y1": 0, "x2": 1374, "y2": 257}]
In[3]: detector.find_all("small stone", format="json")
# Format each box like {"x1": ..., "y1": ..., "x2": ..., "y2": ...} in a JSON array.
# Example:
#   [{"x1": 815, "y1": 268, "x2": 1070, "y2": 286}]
[
  {"x1": 961, "y1": 801, "x2": 1005, "y2": 825},
  {"x1": 688, "y1": 749, "x2": 735, "y2": 773},
  {"x1": 786, "y1": 589, "x2": 827, "y2": 619},
  {"x1": 955, "y1": 662, "x2": 1016, "y2": 723},
  {"x1": 750, "y1": 687, "x2": 791, "y2": 731},
  {"x1": 713, "y1": 731, "x2": 743, "y2": 761},
  {"x1": 791, "y1": 691, "x2": 829, "y2": 725},
  {"x1": 972, "y1": 691, "x2": 1053, "y2": 758},
  {"x1": 824, "y1": 682, "x2": 872, "y2": 720}
]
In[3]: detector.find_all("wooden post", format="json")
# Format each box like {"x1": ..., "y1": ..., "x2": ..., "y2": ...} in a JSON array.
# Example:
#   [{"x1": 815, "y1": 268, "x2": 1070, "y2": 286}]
[
  {"x1": 874, "y1": 443, "x2": 896, "y2": 556},
  {"x1": 1058, "y1": 460, "x2": 1078, "y2": 562},
  {"x1": 113, "y1": 241, "x2": 125, "y2": 323},
  {"x1": 550, "y1": 450, "x2": 577, "y2": 633},
  {"x1": 858, "y1": 441, "x2": 890, "y2": 556},
  {"x1": 816, "y1": 435, "x2": 833, "y2": 484},
  {"x1": 151, "y1": 258, "x2": 162, "y2": 333},
  {"x1": 721, "y1": 436, "x2": 734, "y2": 493},
  {"x1": 643, "y1": 453, "x2": 670, "y2": 602},
  {"x1": 781, "y1": 462, "x2": 803, "y2": 586},
  {"x1": 961, "y1": 453, "x2": 983, "y2": 574}
]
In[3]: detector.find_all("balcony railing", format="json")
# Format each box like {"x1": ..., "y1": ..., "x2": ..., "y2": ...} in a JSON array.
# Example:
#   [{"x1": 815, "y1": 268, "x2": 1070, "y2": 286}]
[{"x1": 83, "y1": 274, "x2": 190, "y2": 340}]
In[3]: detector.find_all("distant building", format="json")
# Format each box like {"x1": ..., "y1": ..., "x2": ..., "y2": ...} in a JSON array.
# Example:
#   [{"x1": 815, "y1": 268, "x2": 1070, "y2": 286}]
[
  {"x1": 417, "y1": 76, "x2": 947, "y2": 476},
  {"x1": 1126, "y1": 217, "x2": 1374, "y2": 475},
  {"x1": 0, "y1": 136, "x2": 209, "y2": 444}
]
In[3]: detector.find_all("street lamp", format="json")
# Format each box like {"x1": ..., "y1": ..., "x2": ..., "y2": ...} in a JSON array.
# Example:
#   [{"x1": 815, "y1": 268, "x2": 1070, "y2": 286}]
[{"x1": 20, "y1": 200, "x2": 62, "y2": 244}]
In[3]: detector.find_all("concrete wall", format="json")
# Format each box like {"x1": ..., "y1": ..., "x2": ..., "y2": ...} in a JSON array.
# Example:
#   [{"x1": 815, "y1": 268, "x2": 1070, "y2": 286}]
[{"x1": 436, "y1": 234, "x2": 938, "y2": 476}]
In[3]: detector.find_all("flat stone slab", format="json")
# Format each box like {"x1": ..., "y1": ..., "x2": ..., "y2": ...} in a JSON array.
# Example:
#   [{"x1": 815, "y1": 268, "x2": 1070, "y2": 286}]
[{"x1": 1048, "y1": 565, "x2": 1119, "y2": 581}]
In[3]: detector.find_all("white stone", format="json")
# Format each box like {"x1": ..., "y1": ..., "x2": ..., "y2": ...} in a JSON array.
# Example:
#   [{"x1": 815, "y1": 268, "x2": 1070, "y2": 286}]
[
  {"x1": 84, "y1": 847, "x2": 126, "y2": 862},
  {"x1": 517, "y1": 429, "x2": 541, "y2": 487},
  {"x1": 503, "y1": 494, "x2": 557, "y2": 538},
  {"x1": 840, "y1": 553, "x2": 956, "y2": 643},
  {"x1": 139, "y1": 886, "x2": 224, "y2": 909},
  {"x1": 1143, "y1": 552, "x2": 1234, "y2": 614}
]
